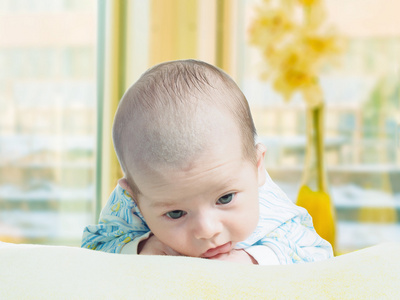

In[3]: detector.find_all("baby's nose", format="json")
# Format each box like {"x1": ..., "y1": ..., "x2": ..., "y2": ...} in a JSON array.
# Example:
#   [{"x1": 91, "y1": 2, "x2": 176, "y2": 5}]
[{"x1": 193, "y1": 213, "x2": 222, "y2": 240}]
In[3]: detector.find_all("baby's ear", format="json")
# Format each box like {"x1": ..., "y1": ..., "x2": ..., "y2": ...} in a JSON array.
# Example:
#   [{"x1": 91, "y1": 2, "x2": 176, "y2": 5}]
[
  {"x1": 118, "y1": 178, "x2": 136, "y2": 199},
  {"x1": 255, "y1": 143, "x2": 267, "y2": 187}
]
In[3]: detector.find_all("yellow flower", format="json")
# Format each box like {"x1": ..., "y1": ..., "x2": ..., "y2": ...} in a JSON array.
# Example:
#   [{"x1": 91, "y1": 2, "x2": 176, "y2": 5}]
[
  {"x1": 298, "y1": 0, "x2": 320, "y2": 6},
  {"x1": 248, "y1": 7, "x2": 294, "y2": 48},
  {"x1": 273, "y1": 69, "x2": 313, "y2": 101},
  {"x1": 268, "y1": 42, "x2": 316, "y2": 101},
  {"x1": 248, "y1": 0, "x2": 343, "y2": 105},
  {"x1": 302, "y1": 33, "x2": 343, "y2": 59}
]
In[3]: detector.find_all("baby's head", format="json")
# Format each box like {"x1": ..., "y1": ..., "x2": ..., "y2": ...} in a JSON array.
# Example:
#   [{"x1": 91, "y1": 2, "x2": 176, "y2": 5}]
[{"x1": 113, "y1": 59, "x2": 267, "y2": 257}]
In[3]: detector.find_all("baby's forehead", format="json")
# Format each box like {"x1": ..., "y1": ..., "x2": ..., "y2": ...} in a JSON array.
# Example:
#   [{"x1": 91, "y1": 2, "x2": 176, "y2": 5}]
[
  {"x1": 133, "y1": 149, "x2": 248, "y2": 205},
  {"x1": 131, "y1": 103, "x2": 239, "y2": 163}
]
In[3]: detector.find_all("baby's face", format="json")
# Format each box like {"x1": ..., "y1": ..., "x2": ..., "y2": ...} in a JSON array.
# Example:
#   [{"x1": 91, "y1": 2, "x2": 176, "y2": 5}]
[{"x1": 133, "y1": 123, "x2": 266, "y2": 258}]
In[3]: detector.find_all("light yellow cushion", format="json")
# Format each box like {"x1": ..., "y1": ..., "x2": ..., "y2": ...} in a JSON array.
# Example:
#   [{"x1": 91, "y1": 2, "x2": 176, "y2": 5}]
[{"x1": 0, "y1": 242, "x2": 399, "y2": 299}]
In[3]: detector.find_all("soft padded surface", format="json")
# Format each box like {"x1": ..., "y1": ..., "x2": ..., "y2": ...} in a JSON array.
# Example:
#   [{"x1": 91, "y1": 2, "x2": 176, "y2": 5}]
[{"x1": 1, "y1": 242, "x2": 399, "y2": 299}]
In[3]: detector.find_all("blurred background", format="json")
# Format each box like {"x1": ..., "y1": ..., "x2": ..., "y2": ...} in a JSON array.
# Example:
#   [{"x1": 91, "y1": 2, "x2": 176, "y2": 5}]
[{"x1": 0, "y1": 0, "x2": 399, "y2": 253}]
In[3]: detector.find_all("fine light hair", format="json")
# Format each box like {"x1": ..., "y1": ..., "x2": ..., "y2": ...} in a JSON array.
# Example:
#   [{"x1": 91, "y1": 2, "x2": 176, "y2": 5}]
[{"x1": 112, "y1": 59, "x2": 257, "y2": 198}]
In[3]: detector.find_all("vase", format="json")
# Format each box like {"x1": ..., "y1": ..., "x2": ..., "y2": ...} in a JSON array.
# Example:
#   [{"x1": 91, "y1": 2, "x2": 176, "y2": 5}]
[{"x1": 296, "y1": 103, "x2": 336, "y2": 253}]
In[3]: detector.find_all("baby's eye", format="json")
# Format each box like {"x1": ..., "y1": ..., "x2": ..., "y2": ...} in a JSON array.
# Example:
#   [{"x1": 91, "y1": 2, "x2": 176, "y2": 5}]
[
  {"x1": 166, "y1": 210, "x2": 186, "y2": 219},
  {"x1": 217, "y1": 193, "x2": 235, "y2": 205}
]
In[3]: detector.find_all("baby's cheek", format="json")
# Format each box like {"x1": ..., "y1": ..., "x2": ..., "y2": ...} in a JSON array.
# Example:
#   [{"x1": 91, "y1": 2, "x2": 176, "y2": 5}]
[
  {"x1": 231, "y1": 220, "x2": 254, "y2": 242},
  {"x1": 238, "y1": 203, "x2": 259, "y2": 239},
  {"x1": 159, "y1": 232, "x2": 193, "y2": 256},
  {"x1": 246, "y1": 216, "x2": 258, "y2": 238}
]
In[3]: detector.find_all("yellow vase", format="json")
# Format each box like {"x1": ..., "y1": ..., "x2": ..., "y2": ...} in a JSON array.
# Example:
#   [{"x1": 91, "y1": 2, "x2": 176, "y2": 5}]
[
  {"x1": 296, "y1": 104, "x2": 336, "y2": 252},
  {"x1": 296, "y1": 185, "x2": 336, "y2": 249}
]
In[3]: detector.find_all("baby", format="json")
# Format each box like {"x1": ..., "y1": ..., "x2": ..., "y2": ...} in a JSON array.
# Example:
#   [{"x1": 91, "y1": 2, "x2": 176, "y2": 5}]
[{"x1": 82, "y1": 59, "x2": 333, "y2": 265}]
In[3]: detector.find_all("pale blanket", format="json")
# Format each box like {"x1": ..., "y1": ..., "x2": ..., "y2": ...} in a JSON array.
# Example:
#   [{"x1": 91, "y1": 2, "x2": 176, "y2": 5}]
[{"x1": 0, "y1": 242, "x2": 399, "y2": 299}]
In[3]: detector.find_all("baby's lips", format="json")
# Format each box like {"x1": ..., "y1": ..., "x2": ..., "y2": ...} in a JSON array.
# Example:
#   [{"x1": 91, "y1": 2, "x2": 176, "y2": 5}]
[{"x1": 201, "y1": 242, "x2": 232, "y2": 258}]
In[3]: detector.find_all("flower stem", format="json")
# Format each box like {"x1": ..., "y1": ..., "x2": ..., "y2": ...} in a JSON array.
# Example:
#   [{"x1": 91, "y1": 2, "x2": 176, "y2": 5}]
[
  {"x1": 314, "y1": 103, "x2": 327, "y2": 192},
  {"x1": 301, "y1": 103, "x2": 327, "y2": 193},
  {"x1": 301, "y1": 107, "x2": 314, "y2": 186}
]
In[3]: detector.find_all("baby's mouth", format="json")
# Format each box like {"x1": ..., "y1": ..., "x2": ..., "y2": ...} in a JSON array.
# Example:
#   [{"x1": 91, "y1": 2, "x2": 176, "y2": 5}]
[{"x1": 201, "y1": 242, "x2": 232, "y2": 258}]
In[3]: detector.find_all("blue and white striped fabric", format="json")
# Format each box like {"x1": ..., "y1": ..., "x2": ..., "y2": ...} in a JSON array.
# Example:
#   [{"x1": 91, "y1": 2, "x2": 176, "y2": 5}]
[
  {"x1": 81, "y1": 187, "x2": 149, "y2": 253},
  {"x1": 235, "y1": 172, "x2": 333, "y2": 263},
  {"x1": 81, "y1": 171, "x2": 333, "y2": 264}
]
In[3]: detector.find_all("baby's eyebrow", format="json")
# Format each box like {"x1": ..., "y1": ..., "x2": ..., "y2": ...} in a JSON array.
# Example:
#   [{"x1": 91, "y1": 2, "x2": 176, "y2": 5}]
[{"x1": 149, "y1": 200, "x2": 178, "y2": 209}]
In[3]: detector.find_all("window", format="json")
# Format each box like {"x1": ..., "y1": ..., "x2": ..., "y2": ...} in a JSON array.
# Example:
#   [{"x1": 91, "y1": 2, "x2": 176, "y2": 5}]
[{"x1": 0, "y1": 0, "x2": 97, "y2": 246}]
